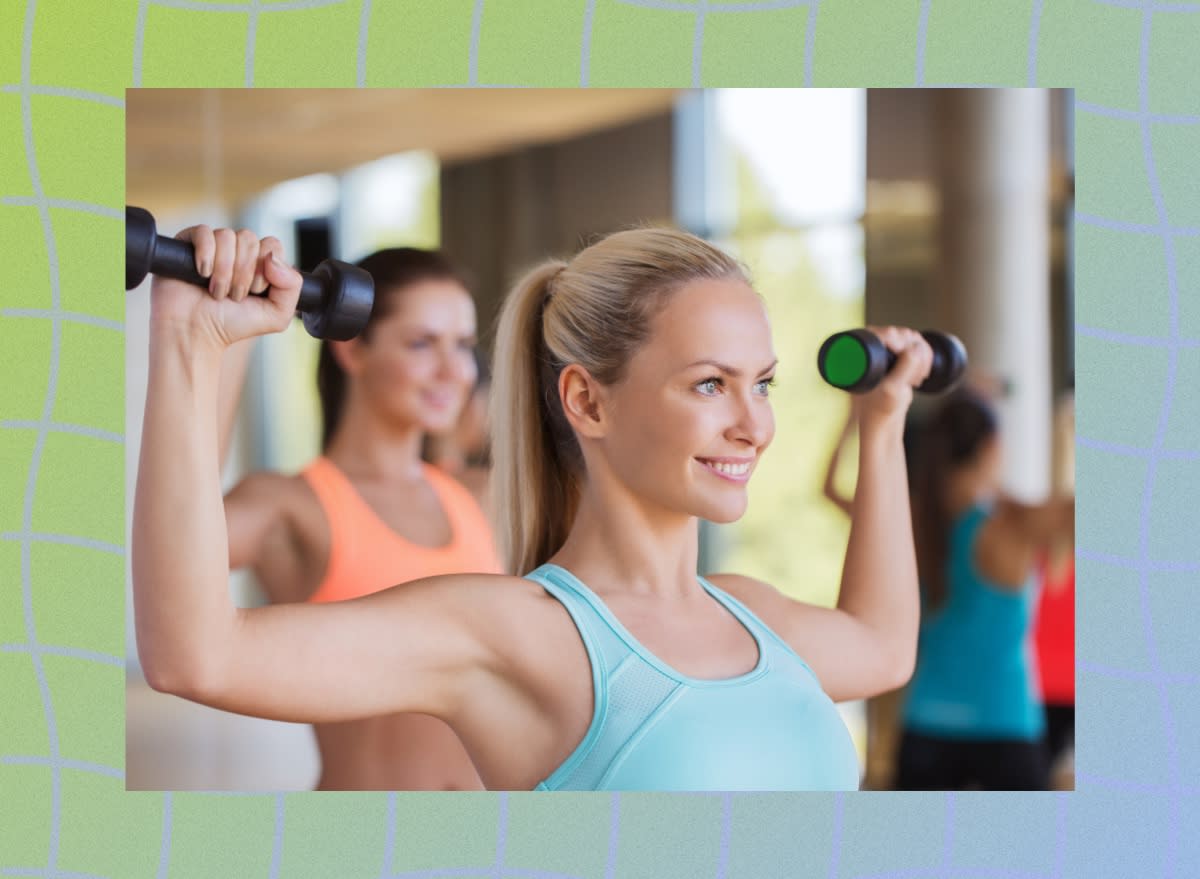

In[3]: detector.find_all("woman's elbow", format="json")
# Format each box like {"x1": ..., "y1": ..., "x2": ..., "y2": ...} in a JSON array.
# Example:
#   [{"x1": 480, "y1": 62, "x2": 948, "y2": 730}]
[
  {"x1": 881, "y1": 646, "x2": 916, "y2": 693},
  {"x1": 138, "y1": 642, "x2": 226, "y2": 703},
  {"x1": 141, "y1": 656, "x2": 194, "y2": 698}
]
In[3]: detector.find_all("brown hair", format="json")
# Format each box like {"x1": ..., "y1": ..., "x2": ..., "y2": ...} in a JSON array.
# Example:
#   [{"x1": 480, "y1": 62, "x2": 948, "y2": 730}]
[{"x1": 911, "y1": 389, "x2": 999, "y2": 611}]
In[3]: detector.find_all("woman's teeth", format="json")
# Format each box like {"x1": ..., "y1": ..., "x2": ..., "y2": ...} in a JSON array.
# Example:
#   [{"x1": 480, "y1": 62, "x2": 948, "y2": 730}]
[{"x1": 703, "y1": 460, "x2": 750, "y2": 476}]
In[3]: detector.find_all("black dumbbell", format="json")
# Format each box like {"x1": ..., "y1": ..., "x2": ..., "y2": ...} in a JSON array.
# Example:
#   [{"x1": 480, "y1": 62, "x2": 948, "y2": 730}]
[
  {"x1": 817, "y1": 329, "x2": 967, "y2": 394},
  {"x1": 125, "y1": 205, "x2": 374, "y2": 341}
]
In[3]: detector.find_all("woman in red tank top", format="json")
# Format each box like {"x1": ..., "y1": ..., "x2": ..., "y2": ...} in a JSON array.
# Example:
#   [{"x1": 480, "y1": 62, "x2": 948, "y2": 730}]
[{"x1": 1033, "y1": 390, "x2": 1075, "y2": 783}]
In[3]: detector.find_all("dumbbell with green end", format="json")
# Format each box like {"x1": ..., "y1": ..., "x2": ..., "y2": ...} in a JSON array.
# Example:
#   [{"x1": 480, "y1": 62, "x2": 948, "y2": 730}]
[
  {"x1": 125, "y1": 205, "x2": 375, "y2": 341},
  {"x1": 817, "y1": 329, "x2": 966, "y2": 394}
]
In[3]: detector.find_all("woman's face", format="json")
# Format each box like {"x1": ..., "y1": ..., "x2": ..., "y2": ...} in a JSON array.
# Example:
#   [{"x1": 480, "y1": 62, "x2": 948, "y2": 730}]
[
  {"x1": 599, "y1": 277, "x2": 777, "y2": 524},
  {"x1": 353, "y1": 279, "x2": 478, "y2": 433}
]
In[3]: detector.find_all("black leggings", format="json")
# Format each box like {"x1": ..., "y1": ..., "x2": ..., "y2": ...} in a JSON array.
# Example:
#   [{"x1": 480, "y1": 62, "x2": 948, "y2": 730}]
[
  {"x1": 895, "y1": 728, "x2": 1050, "y2": 791},
  {"x1": 1042, "y1": 703, "x2": 1075, "y2": 768}
]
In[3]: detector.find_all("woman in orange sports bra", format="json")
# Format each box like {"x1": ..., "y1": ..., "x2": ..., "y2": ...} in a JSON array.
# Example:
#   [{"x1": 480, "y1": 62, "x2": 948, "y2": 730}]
[{"x1": 219, "y1": 247, "x2": 502, "y2": 790}]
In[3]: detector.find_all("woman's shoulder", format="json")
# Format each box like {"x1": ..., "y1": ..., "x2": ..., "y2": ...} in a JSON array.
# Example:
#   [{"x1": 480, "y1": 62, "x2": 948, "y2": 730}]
[
  {"x1": 989, "y1": 494, "x2": 1073, "y2": 545},
  {"x1": 402, "y1": 570, "x2": 530, "y2": 595},
  {"x1": 422, "y1": 461, "x2": 485, "y2": 506},
  {"x1": 455, "y1": 467, "x2": 491, "y2": 509},
  {"x1": 704, "y1": 571, "x2": 774, "y2": 599},
  {"x1": 703, "y1": 572, "x2": 792, "y2": 623},
  {"x1": 224, "y1": 468, "x2": 334, "y2": 546},
  {"x1": 969, "y1": 499, "x2": 1051, "y2": 592},
  {"x1": 224, "y1": 469, "x2": 317, "y2": 508},
  {"x1": 373, "y1": 571, "x2": 544, "y2": 625},
  {"x1": 403, "y1": 571, "x2": 572, "y2": 661}
]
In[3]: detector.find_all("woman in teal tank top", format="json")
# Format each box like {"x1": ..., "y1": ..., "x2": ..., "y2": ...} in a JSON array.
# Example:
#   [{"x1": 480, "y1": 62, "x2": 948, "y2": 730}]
[
  {"x1": 134, "y1": 223, "x2": 938, "y2": 791},
  {"x1": 897, "y1": 390, "x2": 1074, "y2": 790}
]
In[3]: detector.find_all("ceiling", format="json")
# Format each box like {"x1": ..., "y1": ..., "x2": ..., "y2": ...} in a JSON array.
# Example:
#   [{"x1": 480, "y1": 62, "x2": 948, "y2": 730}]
[{"x1": 126, "y1": 89, "x2": 682, "y2": 214}]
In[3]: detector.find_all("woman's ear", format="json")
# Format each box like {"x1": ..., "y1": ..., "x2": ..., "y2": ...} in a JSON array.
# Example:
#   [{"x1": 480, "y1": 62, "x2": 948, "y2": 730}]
[
  {"x1": 328, "y1": 337, "x2": 364, "y2": 377},
  {"x1": 559, "y1": 364, "x2": 609, "y2": 440}
]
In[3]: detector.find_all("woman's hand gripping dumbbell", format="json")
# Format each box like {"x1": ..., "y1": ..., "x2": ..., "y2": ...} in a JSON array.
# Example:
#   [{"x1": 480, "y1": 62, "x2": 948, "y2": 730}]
[
  {"x1": 126, "y1": 205, "x2": 373, "y2": 341},
  {"x1": 818, "y1": 328, "x2": 967, "y2": 395}
]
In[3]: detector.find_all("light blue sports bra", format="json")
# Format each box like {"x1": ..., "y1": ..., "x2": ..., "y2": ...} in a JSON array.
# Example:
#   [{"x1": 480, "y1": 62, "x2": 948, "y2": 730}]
[{"x1": 525, "y1": 564, "x2": 861, "y2": 791}]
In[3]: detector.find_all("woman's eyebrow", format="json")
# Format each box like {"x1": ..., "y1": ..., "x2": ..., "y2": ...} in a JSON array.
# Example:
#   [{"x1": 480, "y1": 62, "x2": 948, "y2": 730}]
[
  {"x1": 682, "y1": 358, "x2": 778, "y2": 378},
  {"x1": 404, "y1": 328, "x2": 478, "y2": 343}
]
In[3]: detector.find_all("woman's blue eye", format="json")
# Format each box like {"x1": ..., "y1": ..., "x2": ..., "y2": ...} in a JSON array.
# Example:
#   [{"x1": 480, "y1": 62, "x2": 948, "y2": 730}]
[{"x1": 697, "y1": 376, "x2": 776, "y2": 396}]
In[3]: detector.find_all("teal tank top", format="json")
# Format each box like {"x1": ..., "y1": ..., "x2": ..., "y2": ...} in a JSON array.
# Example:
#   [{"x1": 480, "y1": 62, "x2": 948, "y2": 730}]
[
  {"x1": 525, "y1": 564, "x2": 861, "y2": 791},
  {"x1": 903, "y1": 505, "x2": 1045, "y2": 740}
]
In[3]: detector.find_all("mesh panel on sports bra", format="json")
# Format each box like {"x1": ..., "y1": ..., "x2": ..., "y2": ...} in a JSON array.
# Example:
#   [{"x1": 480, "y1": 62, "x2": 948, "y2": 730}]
[{"x1": 555, "y1": 652, "x2": 681, "y2": 791}]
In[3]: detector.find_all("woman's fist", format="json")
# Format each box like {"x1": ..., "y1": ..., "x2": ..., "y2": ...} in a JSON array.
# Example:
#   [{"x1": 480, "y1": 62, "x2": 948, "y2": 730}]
[{"x1": 149, "y1": 225, "x2": 303, "y2": 350}]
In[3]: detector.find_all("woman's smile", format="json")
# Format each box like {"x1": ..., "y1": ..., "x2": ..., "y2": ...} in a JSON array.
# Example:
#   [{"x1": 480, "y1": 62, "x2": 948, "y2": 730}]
[{"x1": 695, "y1": 456, "x2": 754, "y2": 483}]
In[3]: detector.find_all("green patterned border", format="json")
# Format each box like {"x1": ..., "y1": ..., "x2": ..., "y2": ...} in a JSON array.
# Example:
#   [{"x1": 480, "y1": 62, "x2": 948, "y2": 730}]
[{"x1": 2, "y1": 1, "x2": 1198, "y2": 876}]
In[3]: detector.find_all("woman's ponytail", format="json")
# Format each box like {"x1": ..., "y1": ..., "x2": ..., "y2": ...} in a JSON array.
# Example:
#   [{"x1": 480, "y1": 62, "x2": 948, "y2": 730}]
[{"x1": 489, "y1": 261, "x2": 576, "y2": 575}]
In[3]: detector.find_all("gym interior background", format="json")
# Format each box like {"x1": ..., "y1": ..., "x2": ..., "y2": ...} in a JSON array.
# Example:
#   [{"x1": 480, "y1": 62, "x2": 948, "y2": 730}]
[{"x1": 125, "y1": 88, "x2": 1074, "y2": 790}]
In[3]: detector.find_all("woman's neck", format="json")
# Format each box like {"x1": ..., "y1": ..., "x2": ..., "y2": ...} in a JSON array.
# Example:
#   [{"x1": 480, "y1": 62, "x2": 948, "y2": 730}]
[
  {"x1": 944, "y1": 474, "x2": 995, "y2": 517},
  {"x1": 548, "y1": 478, "x2": 702, "y2": 600},
  {"x1": 324, "y1": 404, "x2": 425, "y2": 482}
]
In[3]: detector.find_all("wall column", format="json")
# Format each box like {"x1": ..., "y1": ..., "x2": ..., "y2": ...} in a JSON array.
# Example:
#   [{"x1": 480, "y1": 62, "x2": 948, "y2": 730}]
[{"x1": 934, "y1": 88, "x2": 1053, "y2": 500}]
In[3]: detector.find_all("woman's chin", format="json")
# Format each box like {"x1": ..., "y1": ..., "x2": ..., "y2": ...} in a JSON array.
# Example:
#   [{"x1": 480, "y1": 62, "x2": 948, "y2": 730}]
[
  {"x1": 699, "y1": 499, "x2": 749, "y2": 525},
  {"x1": 414, "y1": 411, "x2": 462, "y2": 434}
]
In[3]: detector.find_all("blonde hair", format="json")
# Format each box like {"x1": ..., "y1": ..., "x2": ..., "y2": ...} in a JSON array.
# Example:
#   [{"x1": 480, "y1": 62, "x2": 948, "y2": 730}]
[{"x1": 488, "y1": 227, "x2": 748, "y2": 575}]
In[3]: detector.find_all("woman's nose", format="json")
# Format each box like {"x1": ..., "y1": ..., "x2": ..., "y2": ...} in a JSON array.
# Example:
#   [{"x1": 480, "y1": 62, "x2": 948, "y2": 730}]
[{"x1": 729, "y1": 394, "x2": 772, "y2": 447}]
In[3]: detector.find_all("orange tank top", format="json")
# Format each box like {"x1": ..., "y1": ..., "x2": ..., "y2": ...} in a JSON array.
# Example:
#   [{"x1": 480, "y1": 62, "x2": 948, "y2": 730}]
[{"x1": 298, "y1": 457, "x2": 503, "y2": 603}]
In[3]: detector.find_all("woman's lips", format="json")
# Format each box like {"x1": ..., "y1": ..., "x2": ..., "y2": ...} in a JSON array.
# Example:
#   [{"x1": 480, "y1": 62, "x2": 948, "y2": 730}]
[{"x1": 695, "y1": 457, "x2": 753, "y2": 483}]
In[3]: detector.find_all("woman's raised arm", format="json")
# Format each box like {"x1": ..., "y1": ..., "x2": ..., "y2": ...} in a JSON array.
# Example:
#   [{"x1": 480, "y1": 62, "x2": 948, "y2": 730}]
[
  {"x1": 130, "y1": 227, "x2": 505, "y2": 727},
  {"x1": 712, "y1": 328, "x2": 932, "y2": 703}
]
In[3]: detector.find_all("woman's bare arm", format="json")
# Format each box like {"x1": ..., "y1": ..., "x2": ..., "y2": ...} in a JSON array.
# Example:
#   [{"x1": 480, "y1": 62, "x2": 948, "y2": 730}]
[
  {"x1": 204, "y1": 574, "x2": 509, "y2": 723},
  {"x1": 1000, "y1": 494, "x2": 1075, "y2": 546},
  {"x1": 215, "y1": 330, "x2": 295, "y2": 575},
  {"x1": 133, "y1": 320, "x2": 239, "y2": 694},
  {"x1": 131, "y1": 228, "x2": 504, "y2": 728},
  {"x1": 217, "y1": 337, "x2": 255, "y2": 468},
  {"x1": 827, "y1": 329, "x2": 930, "y2": 694},
  {"x1": 222, "y1": 472, "x2": 300, "y2": 572},
  {"x1": 969, "y1": 493, "x2": 1075, "y2": 592}
]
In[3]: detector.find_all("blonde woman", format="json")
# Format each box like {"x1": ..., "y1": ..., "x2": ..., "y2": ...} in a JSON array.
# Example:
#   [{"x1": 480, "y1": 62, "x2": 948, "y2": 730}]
[{"x1": 134, "y1": 223, "x2": 932, "y2": 791}]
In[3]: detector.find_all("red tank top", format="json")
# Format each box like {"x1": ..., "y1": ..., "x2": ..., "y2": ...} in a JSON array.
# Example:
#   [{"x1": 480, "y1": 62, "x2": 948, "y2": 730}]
[
  {"x1": 1033, "y1": 554, "x2": 1075, "y2": 704},
  {"x1": 298, "y1": 457, "x2": 503, "y2": 603}
]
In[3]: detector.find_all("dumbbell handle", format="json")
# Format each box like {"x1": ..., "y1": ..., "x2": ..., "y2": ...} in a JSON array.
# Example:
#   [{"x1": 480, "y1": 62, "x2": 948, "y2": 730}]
[
  {"x1": 126, "y1": 205, "x2": 374, "y2": 341},
  {"x1": 138, "y1": 226, "x2": 325, "y2": 314}
]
